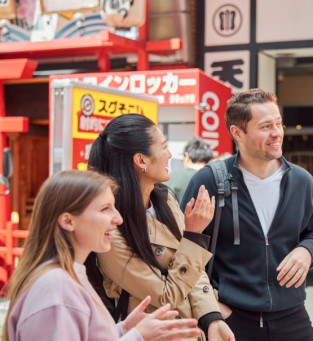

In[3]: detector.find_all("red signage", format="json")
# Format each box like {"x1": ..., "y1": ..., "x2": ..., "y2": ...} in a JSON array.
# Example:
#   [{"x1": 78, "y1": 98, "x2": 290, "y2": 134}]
[
  {"x1": 51, "y1": 69, "x2": 203, "y2": 106},
  {"x1": 197, "y1": 70, "x2": 233, "y2": 156},
  {"x1": 50, "y1": 68, "x2": 233, "y2": 156}
]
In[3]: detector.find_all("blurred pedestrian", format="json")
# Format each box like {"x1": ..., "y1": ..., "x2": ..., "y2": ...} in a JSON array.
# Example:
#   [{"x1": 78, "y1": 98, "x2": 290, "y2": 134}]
[{"x1": 167, "y1": 137, "x2": 212, "y2": 203}]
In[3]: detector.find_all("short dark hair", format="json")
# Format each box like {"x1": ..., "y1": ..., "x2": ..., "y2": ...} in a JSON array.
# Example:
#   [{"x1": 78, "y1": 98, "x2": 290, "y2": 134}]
[
  {"x1": 225, "y1": 88, "x2": 278, "y2": 133},
  {"x1": 184, "y1": 137, "x2": 212, "y2": 163}
]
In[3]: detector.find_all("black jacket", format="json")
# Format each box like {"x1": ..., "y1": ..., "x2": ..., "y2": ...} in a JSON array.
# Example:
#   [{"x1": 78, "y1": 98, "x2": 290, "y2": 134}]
[{"x1": 181, "y1": 153, "x2": 313, "y2": 313}]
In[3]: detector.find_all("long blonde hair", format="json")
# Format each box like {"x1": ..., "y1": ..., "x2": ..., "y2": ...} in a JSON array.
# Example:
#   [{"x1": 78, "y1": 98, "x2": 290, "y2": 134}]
[{"x1": 2, "y1": 170, "x2": 116, "y2": 340}]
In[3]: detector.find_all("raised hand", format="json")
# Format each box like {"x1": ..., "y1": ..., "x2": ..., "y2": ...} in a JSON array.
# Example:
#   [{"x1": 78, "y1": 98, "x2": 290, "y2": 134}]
[
  {"x1": 184, "y1": 185, "x2": 215, "y2": 234},
  {"x1": 122, "y1": 296, "x2": 151, "y2": 333},
  {"x1": 135, "y1": 303, "x2": 201, "y2": 341}
]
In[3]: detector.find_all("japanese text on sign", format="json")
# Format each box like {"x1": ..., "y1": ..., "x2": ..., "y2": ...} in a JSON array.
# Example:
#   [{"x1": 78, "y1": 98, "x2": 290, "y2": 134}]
[{"x1": 62, "y1": 71, "x2": 198, "y2": 105}]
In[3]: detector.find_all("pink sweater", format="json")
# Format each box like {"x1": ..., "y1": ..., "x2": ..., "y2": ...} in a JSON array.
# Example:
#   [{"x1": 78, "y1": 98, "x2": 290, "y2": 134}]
[{"x1": 7, "y1": 263, "x2": 143, "y2": 341}]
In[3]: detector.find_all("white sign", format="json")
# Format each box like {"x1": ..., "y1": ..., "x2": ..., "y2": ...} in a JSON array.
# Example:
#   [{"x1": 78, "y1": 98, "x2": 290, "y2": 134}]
[
  {"x1": 40, "y1": 0, "x2": 99, "y2": 13},
  {"x1": 204, "y1": 50, "x2": 250, "y2": 92},
  {"x1": 257, "y1": 0, "x2": 313, "y2": 43},
  {"x1": 205, "y1": 0, "x2": 250, "y2": 46}
]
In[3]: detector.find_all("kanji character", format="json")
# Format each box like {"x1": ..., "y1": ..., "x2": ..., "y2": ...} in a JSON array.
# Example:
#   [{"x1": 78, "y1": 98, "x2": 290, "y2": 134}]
[{"x1": 211, "y1": 59, "x2": 244, "y2": 88}]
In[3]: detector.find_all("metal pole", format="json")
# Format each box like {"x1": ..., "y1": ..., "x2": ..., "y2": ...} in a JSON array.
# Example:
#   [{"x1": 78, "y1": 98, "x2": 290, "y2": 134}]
[{"x1": 0, "y1": 81, "x2": 11, "y2": 231}]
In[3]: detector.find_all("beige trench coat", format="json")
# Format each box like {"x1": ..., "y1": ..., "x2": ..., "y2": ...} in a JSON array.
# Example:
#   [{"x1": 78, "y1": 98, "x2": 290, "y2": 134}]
[{"x1": 98, "y1": 194, "x2": 221, "y2": 339}]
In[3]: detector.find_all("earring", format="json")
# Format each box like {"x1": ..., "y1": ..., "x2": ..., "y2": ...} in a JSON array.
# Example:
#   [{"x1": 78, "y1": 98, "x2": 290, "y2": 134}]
[
  {"x1": 68, "y1": 226, "x2": 74, "y2": 232},
  {"x1": 142, "y1": 167, "x2": 147, "y2": 173}
]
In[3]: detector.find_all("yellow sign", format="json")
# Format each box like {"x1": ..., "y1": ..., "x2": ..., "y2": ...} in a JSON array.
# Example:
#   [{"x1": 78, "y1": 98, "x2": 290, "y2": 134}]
[{"x1": 72, "y1": 86, "x2": 158, "y2": 140}]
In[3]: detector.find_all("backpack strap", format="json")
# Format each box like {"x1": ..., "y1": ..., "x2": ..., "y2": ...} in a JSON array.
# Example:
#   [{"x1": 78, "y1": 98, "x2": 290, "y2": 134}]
[
  {"x1": 209, "y1": 159, "x2": 231, "y2": 204},
  {"x1": 206, "y1": 160, "x2": 240, "y2": 277},
  {"x1": 228, "y1": 173, "x2": 240, "y2": 245},
  {"x1": 207, "y1": 195, "x2": 223, "y2": 277},
  {"x1": 207, "y1": 160, "x2": 228, "y2": 277}
]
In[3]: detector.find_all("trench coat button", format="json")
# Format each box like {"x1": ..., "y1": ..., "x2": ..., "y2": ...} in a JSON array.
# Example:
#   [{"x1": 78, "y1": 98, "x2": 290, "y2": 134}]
[
  {"x1": 155, "y1": 247, "x2": 164, "y2": 256},
  {"x1": 168, "y1": 259, "x2": 174, "y2": 266},
  {"x1": 179, "y1": 266, "x2": 187, "y2": 274},
  {"x1": 203, "y1": 285, "x2": 209, "y2": 293}
]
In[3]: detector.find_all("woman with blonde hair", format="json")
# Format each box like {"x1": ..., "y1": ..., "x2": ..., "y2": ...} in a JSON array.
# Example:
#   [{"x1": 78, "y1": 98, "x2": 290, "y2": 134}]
[
  {"x1": 87, "y1": 114, "x2": 235, "y2": 341},
  {"x1": 3, "y1": 170, "x2": 201, "y2": 341}
]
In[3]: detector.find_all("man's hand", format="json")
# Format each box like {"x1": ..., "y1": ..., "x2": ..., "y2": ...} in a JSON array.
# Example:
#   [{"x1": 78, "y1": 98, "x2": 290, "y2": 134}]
[
  {"x1": 218, "y1": 301, "x2": 232, "y2": 319},
  {"x1": 207, "y1": 320, "x2": 235, "y2": 341},
  {"x1": 276, "y1": 247, "x2": 312, "y2": 288}
]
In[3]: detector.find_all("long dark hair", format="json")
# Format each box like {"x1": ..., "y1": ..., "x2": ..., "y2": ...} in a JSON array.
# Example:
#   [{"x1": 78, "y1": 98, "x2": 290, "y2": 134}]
[{"x1": 88, "y1": 114, "x2": 181, "y2": 275}]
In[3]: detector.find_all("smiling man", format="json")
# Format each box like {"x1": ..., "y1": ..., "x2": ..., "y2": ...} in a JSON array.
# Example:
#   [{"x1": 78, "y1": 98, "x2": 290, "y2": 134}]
[{"x1": 181, "y1": 88, "x2": 313, "y2": 341}]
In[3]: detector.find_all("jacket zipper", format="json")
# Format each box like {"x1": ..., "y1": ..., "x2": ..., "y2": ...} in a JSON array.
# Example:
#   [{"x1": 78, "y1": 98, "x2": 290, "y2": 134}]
[
  {"x1": 261, "y1": 236, "x2": 270, "y2": 328},
  {"x1": 233, "y1": 159, "x2": 291, "y2": 317},
  {"x1": 236, "y1": 169, "x2": 274, "y2": 313},
  {"x1": 259, "y1": 312, "x2": 264, "y2": 328},
  {"x1": 261, "y1": 169, "x2": 291, "y2": 316},
  {"x1": 264, "y1": 236, "x2": 272, "y2": 312}
]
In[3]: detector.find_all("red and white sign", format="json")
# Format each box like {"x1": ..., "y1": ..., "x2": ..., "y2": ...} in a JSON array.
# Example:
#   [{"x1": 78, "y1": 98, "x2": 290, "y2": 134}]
[
  {"x1": 50, "y1": 68, "x2": 233, "y2": 156},
  {"x1": 196, "y1": 70, "x2": 233, "y2": 155},
  {"x1": 51, "y1": 69, "x2": 203, "y2": 106}
]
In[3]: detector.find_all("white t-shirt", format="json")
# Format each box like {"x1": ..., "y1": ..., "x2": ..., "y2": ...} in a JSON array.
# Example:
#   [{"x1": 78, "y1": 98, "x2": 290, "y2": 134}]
[
  {"x1": 146, "y1": 201, "x2": 157, "y2": 218},
  {"x1": 239, "y1": 165, "x2": 284, "y2": 236}
]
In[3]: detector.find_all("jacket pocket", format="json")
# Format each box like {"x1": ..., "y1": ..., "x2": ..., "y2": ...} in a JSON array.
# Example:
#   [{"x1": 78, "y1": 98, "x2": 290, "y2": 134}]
[{"x1": 218, "y1": 276, "x2": 271, "y2": 311}]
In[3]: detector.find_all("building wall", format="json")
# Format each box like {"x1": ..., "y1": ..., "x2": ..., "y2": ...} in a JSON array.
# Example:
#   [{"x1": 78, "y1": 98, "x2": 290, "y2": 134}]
[{"x1": 278, "y1": 76, "x2": 313, "y2": 105}]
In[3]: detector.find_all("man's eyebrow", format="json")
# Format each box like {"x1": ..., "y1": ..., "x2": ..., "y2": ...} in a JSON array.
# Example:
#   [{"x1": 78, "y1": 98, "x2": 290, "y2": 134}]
[{"x1": 258, "y1": 117, "x2": 282, "y2": 125}]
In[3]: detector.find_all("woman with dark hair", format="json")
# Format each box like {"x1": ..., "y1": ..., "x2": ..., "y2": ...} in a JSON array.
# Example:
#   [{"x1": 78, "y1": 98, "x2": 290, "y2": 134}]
[
  {"x1": 3, "y1": 170, "x2": 201, "y2": 341},
  {"x1": 88, "y1": 114, "x2": 235, "y2": 341}
]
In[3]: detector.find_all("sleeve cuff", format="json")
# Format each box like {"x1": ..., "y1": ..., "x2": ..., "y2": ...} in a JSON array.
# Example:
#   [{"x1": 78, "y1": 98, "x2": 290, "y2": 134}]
[
  {"x1": 117, "y1": 322, "x2": 125, "y2": 336},
  {"x1": 198, "y1": 312, "x2": 224, "y2": 333},
  {"x1": 298, "y1": 244, "x2": 313, "y2": 267},
  {"x1": 183, "y1": 231, "x2": 210, "y2": 250}
]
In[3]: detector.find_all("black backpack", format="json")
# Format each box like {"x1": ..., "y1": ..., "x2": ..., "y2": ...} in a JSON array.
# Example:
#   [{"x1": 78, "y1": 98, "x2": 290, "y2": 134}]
[{"x1": 206, "y1": 159, "x2": 240, "y2": 277}]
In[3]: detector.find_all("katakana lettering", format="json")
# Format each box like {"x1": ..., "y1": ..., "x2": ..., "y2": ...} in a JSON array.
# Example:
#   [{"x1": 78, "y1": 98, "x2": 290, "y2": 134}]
[
  {"x1": 118, "y1": 102, "x2": 127, "y2": 114},
  {"x1": 127, "y1": 104, "x2": 139, "y2": 113},
  {"x1": 161, "y1": 72, "x2": 178, "y2": 93},
  {"x1": 129, "y1": 74, "x2": 146, "y2": 93},
  {"x1": 115, "y1": 75, "x2": 129, "y2": 91},
  {"x1": 108, "y1": 101, "x2": 118, "y2": 114},
  {"x1": 99, "y1": 100, "x2": 108, "y2": 113},
  {"x1": 147, "y1": 76, "x2": 161, "y2": 94},
  {"x1": 99, "y1": 75, "x2": 113, "y2": 87}
]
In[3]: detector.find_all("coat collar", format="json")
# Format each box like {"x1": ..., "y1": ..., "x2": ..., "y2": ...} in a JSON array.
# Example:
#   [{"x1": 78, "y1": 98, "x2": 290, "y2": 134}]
[{"x1": 146, "y1": 213, "x2": 181, "y2": 249}]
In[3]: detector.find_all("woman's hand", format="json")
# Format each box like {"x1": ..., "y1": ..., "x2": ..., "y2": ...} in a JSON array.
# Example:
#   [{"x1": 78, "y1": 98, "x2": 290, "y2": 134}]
[
  {"x1": 135, "y1": 302, "x2": 201, "y2": 341},
  {"x1": 122, "y1": 296, "x2": 151, "y2": 333},
  {"x1": 184, "y1": 185, "x2": 215, "y2": 233},
  {"x1": 207, "y1": 320, "x2": 235, "y2": 341}
]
